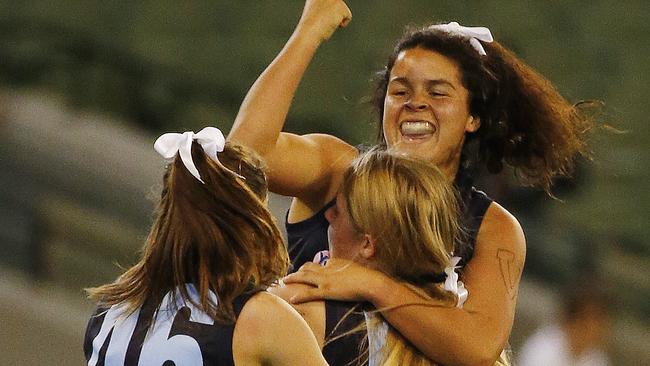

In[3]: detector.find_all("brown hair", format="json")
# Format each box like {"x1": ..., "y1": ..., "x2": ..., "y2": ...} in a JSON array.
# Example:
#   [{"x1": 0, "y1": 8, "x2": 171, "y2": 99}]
[
  {"x1": 373, "y1": 24, "x2": 594, "y2": 193},
  {"x1": 86, "y1": 141, "x2": 289, "y2": 324}
]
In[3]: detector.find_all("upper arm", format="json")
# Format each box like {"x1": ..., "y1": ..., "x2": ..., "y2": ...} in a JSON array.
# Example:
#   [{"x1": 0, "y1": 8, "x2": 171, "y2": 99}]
[
  {"x1": 263, "y1": 133, "x2": 357, "y2": 207},
  {"x1": 461, "y1": 202, "x2": 526, "y2": 346},
  {"x1": 268, "y1": 283, "x2": 326, "y2": 348},
  {"x1": 233, "y1": 292, "x2": 328, "y2": 366}
]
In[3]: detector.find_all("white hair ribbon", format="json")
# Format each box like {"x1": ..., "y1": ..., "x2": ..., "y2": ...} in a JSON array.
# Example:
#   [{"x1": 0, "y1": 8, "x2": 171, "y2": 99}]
[
  {"x1": 429, "y1": 22, "x2": 494, "y2": 56},
  {"x1": 154, "y1": 126, "x2": 226, "y2": 184},
  {"x1": 444, "y1": 256, "x2": 469, "y2": 308}
]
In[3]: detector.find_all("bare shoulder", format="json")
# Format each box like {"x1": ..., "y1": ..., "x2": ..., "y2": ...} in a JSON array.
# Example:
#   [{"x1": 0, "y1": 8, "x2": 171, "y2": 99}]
[
  {"x1": 477, "y1": 201, "x2": 526, "y2": 257},
  {"x1": 464, "y1": 201, "x2": 526, "y2": 311},
  {"x1": 232, "y1": 292, "x2": 297, "y2": 358},
  {"x1": 268, "y1": 283, "x2": 326, "y2": 348},
  {"x1": 268, "y1": 282, "x2": 325, "y2": 319},
  {"x1": 269, "y1": 282, "x2": 313, "y2": 301},
  {"x1": 236, "y1": 291, "x2": 296, "y2": 326},
  {"x1": 233, "y1": 291, "x2": 326, "y2": 365},
  {"x1": 235, "y1": 290, "x2": 322, "y2": 336}
]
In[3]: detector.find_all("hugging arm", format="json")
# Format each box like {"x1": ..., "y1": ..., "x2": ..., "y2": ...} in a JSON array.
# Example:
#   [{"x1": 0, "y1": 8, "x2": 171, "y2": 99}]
[{"x1": 286, "y1": 203, "x2": 526, "y2": 366}]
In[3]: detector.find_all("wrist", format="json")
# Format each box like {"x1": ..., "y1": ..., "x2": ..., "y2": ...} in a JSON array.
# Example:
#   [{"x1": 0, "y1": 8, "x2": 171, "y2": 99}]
[
  {"x1": 363, "y1": 269, "x2": 394, "y2": 305},
  {"x1": 292, "y1": 22, "x2": 328, "y2": 49}
]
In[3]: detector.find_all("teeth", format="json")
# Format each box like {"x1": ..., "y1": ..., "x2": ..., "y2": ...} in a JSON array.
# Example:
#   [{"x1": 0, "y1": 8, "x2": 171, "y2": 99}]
[{"x1": 400, "y1": 121, "x2": 434, "y2": 135}]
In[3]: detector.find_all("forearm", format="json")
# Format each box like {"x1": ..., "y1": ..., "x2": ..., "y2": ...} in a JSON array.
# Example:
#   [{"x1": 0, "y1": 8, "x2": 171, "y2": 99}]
[
  {"x1": 367, "y1": 275, "x2": 507, "y2": 366},
  {"x1": 228, "y1": 26, "x2": 322, "y2": 156}
]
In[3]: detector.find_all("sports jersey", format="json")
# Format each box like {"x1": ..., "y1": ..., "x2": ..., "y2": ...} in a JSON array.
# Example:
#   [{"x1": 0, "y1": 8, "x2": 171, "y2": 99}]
[{"x1": 84, "y1": 284, "x2": 255, "y2": 366}]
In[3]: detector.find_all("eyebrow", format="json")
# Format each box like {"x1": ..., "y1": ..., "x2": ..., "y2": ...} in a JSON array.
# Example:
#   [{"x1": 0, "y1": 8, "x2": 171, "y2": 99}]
[{"x1": 389, "y1": 77, "x2": 457, "y2": 90}]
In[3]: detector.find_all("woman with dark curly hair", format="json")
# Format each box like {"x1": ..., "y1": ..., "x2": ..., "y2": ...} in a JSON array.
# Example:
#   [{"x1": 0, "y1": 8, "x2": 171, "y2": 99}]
[{"x1": 228, "y1": 1, "x2": 593, "y2": 365}]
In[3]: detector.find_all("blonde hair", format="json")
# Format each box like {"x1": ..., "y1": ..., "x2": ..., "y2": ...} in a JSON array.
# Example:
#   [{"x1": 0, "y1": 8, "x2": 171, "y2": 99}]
[
  {"x1": 86, "y1": 141, "x2": 289, "y2": 324},
  {"x1": 340, "y1": 147, "x2": 509, "y2": 366},
  {"x1": 342, "y1": 148, "x2": 460, "y2": 300}
]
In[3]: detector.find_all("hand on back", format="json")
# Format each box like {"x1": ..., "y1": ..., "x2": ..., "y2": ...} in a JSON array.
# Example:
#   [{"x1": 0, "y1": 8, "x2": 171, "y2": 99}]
[{"x1": 284, "y1": 258, "x2": 383, "y2": 303}]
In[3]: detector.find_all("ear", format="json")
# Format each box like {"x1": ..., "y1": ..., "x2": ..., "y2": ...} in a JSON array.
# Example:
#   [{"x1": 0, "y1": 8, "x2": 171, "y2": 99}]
[
  {"x1": 359, "y1": 234, "x2": 377, "y2": 260},
  {"x1": 465, "y1": 115, "x2": 481, "y2": 133}
]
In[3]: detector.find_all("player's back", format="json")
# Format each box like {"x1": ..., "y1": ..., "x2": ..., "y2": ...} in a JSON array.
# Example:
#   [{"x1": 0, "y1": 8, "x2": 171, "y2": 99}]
[{"x1": 84, "y1": 284, "x2": 253, "y2": 366}]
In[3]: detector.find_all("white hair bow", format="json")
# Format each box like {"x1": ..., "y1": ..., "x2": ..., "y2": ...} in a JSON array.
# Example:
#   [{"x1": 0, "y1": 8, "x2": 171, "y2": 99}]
[
  {"x1": 154, "y1": 127, "x2": 226, "y2": 184},
  {"x1": 429, "y1": 22, "x2": 494, "y2": 56},
  {"x1": 444, "y1": 256, "x2": 469, "y2": 308}
]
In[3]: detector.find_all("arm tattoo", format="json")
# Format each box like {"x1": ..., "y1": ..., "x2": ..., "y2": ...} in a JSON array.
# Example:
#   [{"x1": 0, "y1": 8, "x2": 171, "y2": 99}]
[{"x1": 497, "y1": 249, "x2": 518, "y2": 299}]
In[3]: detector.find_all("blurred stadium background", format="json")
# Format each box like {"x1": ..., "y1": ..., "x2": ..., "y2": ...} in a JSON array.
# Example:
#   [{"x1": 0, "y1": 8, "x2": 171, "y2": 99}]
[{"x1": 0, "y1": 1, "x2": 647, "y2": 365}]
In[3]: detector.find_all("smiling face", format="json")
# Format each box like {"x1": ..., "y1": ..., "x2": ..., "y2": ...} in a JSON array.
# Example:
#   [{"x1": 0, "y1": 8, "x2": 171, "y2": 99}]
[{"x1": 382, "y1": 47, "x2": 480, "y2": 179}]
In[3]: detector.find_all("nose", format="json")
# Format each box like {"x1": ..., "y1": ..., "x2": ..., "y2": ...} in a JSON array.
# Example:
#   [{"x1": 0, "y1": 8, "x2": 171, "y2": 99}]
[
  {"x1": 406, "y1": 95, "x2": 428, "y2": 111},
  {"x1": 324, "y1": 206, "x2": 334, "y2": 223}
]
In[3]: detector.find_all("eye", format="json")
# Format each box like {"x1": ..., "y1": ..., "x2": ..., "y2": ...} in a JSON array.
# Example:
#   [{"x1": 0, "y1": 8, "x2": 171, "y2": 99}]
[{"x1": 429, "y1": 90, "x2": 447, "y2": 97}]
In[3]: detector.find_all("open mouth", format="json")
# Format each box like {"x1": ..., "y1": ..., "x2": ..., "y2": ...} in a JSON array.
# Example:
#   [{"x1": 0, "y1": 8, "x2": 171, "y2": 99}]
[{"x1": 400, "y1": 121, "x2": 435, "y2": 139}]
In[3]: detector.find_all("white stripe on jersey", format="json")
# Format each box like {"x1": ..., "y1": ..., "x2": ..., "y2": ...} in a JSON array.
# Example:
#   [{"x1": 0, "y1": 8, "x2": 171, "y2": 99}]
[{"x1": 88, "y1": 284, "x2": 218, "y2": 366}]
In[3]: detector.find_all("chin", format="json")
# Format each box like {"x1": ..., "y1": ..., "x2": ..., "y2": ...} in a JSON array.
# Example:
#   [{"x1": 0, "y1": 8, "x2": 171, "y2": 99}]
[{"x1": 398, "y1": 145, "x2": 436, "y2": 161}]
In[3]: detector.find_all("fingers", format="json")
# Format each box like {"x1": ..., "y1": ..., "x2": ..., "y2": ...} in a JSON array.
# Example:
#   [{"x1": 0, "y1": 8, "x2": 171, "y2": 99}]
[
  {"x1": 283, "y1": 268, "x2": 322, "y2": 287},
  {"x1": 298, "y1": 0, "x2": 352, "y2": 42},
  {"x1": 298, "y1": 261, "x2": 324, "y2": 272},
  {"x1": 290, "y1": 287, "x2": 325, "y2": 304},
  {"x1": 283, "y1": 266, "x2": 329, "y2": 303}
]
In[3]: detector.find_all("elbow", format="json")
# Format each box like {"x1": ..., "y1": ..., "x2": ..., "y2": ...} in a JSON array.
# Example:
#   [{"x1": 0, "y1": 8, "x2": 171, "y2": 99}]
[
  {"x1": 453, "y1": 352, "x2": 501, "y2": 366},
  {"x1": 450, "y1": 339, "x2": 506, "y2": 366},
  {"x1": 470, "y1": 355, "x2": 501, "y2": 366},
  {"x1": 227, "y1": 130, "x2": 274, "y2": 158}
]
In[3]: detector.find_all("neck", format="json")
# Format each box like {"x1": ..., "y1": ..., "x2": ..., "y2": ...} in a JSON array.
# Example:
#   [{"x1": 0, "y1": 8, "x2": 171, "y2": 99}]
[
  {"x1": 442, "y1": 137, "x2": 466, "y2": 182},
  {"x1": 441, "y1": 163, "x2": 460, "y2": 182}
]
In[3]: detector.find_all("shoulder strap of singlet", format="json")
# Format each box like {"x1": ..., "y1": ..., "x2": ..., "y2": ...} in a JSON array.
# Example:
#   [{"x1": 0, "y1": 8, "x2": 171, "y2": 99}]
[
  {"x1": 466, "y1": 187, "x2": 492, "y2": 235},
  {"x1": 232, "y1": 290, "x2": 261, "y2": 318},
  {"x1": 285, "y1": 199, "x2": 336, "y2": 233},
  {"x1": 454, "y1": 164, "x2": 494, "y2": 266},
  {"x1": 456, "y1": 187, "x2": 493, "y2": 266},
  {"x1": 220, "y1": 290, "x2": 262, "y2": 366}
]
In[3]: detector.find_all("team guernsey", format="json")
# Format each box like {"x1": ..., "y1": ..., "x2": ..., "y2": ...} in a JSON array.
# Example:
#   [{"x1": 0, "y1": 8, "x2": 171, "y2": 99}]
[
  {"x1": 84, "y1": 284, "x2": 254, "y2": 366},
  {"x1": 286, "y1": 173, "x2": 493, "y2": 366}
]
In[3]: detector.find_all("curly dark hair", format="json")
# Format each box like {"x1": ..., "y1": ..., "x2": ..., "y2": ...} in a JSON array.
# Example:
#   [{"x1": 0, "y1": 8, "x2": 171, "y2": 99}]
[{"x1": 373, "y1": 24, "x2": 594, "y2": 193}]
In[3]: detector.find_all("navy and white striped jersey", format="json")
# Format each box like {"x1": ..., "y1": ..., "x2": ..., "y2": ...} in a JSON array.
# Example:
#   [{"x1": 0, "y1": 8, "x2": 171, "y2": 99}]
[{"x1": 84, "y1": 284, "x2": 254, "y2": 366}]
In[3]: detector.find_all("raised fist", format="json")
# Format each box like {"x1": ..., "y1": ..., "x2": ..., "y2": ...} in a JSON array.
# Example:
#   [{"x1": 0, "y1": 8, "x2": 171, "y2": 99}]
[{"x1": 297, "y1": 0, "x2": 352, "y2": 42}]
